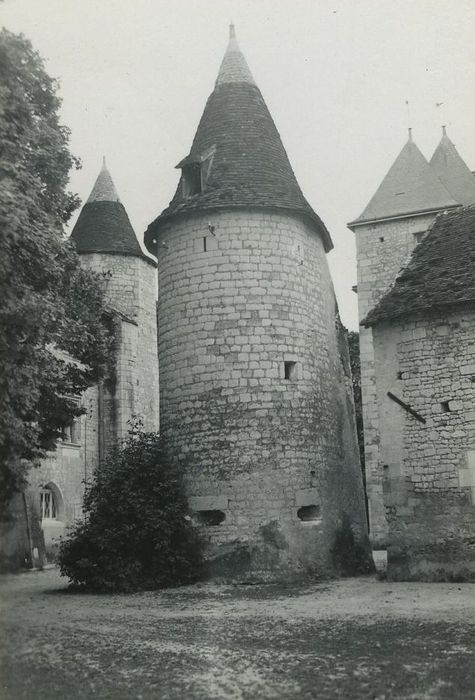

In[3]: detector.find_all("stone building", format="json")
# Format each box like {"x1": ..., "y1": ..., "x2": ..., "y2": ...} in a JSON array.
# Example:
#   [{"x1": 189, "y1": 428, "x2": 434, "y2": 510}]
[
  {"x1": 144, "y1": 26, "x2": 370, "y2": 579},
  {"x1": 3, "y1": 26, "x2": 370, "y2": 577},
  {"x1": 362, "y1": 205, "x2": 475, "y2": 580},
  {"x1": 349, "y1": 127, "x2": 475, "y2": 547},
  {"x1": 0, "y1": 163, "x2": 159, "y2": 569}
]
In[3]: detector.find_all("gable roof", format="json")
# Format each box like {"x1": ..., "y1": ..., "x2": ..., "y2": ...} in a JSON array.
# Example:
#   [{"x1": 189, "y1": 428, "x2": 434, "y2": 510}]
[
  {"x1": 71, "y1": 160, "x2": 155, "y2": 264},
  {"x1": 145, "y1": 26, "x2": 332, "y2": 253},
  {"x1": 362, "y1": 205, "x2": 475, "y2": 326},
  {"x1": 430, "y1": 127, "x2": 475, "y2": 207},
  {"x1": 348, "y1": 132, "x2": 459, "y2": 227}
]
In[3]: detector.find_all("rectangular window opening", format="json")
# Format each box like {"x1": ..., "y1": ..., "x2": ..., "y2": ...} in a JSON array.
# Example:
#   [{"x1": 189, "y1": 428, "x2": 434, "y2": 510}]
[
  {"x1": 182, "y1": 163, "x2": 202, "y2": 197},
  {"x1": 440, "y1": 401, "x2": 451, "y2": 413},
  {"x1": 284, "y1": 361, "x2": 297, "y2": 381}
]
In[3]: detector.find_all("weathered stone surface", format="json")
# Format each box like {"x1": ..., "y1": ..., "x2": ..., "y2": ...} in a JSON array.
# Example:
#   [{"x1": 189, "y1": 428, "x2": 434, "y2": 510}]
[
  {"x1": 155, "y1": 208, "x2": 370, "y2": 579},
  {"x1": 352, "y1": 213, "x2": 436, "y2": 545},
  {"x1": 373, "y1": 309, "x2": 475, "y2": 580}
]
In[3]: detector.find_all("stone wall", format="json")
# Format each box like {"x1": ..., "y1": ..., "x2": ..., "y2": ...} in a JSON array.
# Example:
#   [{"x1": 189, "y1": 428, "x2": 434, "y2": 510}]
[
  {"x1": 373, "y1": 308, "x2": 475, "y2": 580},
  {"x1": 353, "y1": 213, "x2": 436, "y2": 545},
  {"x1": 0, "y1": 386, "x2": 99, "y2": 569},
  {"x1": 81, "y1": 253, "x2": 159, "y2": 441},
  {"x1": 156, "y1": 208, "x2": 370, "y2": 579}
]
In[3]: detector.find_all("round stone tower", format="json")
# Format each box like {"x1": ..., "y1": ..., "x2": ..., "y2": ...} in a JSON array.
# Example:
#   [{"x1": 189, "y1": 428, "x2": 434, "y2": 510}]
[
  {"x1": 145, "y1": 26, "x2": 370, "y2": 579},
  {"x1": 71, "y1": 160, "x2": 159, "y2": 454}
]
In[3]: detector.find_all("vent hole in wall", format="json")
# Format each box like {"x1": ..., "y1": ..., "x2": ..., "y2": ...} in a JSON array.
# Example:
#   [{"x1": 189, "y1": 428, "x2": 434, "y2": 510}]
[
  {"x1": 297, "y1": 505, "x2": 320, "y2": 521},
  {"x1": 194, "y1": 510, "x2": 225, "y2": 526}
]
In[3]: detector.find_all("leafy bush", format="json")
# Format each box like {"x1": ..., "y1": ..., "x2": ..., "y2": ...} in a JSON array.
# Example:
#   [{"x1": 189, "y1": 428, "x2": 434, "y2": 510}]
[{"x1": 58, "y1": 428, "x2": 205, "y2": 592}]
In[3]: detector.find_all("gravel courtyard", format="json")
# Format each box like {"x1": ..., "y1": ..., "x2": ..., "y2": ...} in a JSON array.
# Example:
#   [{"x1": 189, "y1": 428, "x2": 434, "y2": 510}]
[{"x1": 1, "y1": 568, "x2": 474, "y2": 699}]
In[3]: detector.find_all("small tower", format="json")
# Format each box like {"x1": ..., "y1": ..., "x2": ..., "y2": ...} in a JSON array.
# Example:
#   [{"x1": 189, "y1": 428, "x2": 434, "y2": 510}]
[
  {"x1": 348, "y1": 130, "x2": 465, "y2": 545},
  {"x1": 430, "y1": 126, "x2": 475, "y2": 206},
  {"x1": 145, "y1": 27, "x2": 370, "y2": 579},
  {"x1": 71, "y1": 160, "x2": 159, "y2": 455}
]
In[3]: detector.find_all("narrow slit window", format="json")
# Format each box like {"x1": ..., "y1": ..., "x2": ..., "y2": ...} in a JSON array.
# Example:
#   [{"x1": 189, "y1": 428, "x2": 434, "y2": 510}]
[
  {"x1": 284, "y1": 361, "x2": 297, "y2": 380},
  {"x1": 203, "y1": 236, "x2": 207, "y2": 252}
]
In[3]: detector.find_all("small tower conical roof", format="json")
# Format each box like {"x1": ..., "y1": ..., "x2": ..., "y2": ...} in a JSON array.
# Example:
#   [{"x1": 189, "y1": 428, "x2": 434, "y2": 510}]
[
  {"x1": 430, "y1": 127, "x2": 475, "y2": 207},
  {"x1": 348, "y1": 130, "x2": 459, "y2": 227},
  {"x1": 71, "y1": 159, "x2": 147, "y2": 259},
  {"x1": 145, "y1": 26, "x2": 332, "y2": 252}
]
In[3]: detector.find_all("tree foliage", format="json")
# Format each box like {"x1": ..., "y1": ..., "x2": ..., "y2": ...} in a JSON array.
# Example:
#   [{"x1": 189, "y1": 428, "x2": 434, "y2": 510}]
[
  {"x1": 0, "y1": 30, "x2": 112, "y2": 505},
  {"x1": 58, "y1": 429, "x2": 205, "y2": 592}
]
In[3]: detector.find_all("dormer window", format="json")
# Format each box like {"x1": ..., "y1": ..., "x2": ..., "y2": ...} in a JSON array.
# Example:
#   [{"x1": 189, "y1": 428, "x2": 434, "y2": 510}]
[
  {"x1": 178, "y1": 145, "x2": 216, "y2": 199},
  {"x1": 182, "y1": 162, "x2": 202, "y2": 197}
]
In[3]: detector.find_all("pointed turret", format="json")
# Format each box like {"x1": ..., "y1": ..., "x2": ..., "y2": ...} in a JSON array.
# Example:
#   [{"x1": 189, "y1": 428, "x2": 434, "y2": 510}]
[
  {"x1": 71, "y1": 160, "x2": 145, "y2": 258},
  {"x1": 349, "y1": 130, "x2": 458, "y2": 226},
  {"x1": 430, "y1": 126, "x2": 475, "y2": 206},
  {"x1": 215, "y1": 23, "x2": 256, "y2": 86},
  {"x1": 146, "y1": 25, "x2": 332, "y2": 252}
]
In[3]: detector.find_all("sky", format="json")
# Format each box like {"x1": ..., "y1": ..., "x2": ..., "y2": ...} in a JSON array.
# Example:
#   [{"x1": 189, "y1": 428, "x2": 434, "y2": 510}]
[{"x1": 2, "y1": 0, "x2": 475, "y2": 329}]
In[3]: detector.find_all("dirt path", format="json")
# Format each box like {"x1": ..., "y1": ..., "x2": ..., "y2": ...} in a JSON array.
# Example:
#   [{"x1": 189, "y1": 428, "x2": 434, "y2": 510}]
[{"x1": 1, "y1": 569, "x2": 474, "y2": 699}]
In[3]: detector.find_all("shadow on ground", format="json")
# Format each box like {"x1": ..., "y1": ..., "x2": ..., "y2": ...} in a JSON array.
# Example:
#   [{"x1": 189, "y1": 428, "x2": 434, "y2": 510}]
[{"x1": 1, "y1": 568, "x2": 474, "y2": 699}]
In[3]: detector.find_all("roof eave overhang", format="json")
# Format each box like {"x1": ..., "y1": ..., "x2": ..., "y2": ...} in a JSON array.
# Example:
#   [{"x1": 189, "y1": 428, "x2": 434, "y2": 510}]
[
  {"x1": 77, "y1": 248, "x2": 157, "y2": 267},
  {"x1": 361, "y1": 297, "x2": 475, "y2": 328},
  {"x1": 347, "y1": 203, "x2": 461, "y2": 230},
  {"x1": 144, "y1": 204, "x2": 333, "y2": 254}
]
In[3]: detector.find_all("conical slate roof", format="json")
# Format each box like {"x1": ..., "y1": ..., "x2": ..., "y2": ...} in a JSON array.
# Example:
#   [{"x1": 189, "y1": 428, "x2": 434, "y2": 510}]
[
  {"x1": 145, "y1": 26, "x2": 332, "y2": 252},
  {"x1": 348, "y1": 131, "x2": 459, "y2": 227},
  {"x1": 71, "y1": 160, "x2": 148, "y2": 260},
  {"x1": 430, "y1": 127, "x2": 475, "y2": 207}
]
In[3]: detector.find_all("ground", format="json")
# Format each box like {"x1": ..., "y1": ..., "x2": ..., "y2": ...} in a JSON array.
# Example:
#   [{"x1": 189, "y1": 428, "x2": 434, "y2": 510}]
[{"x1": 1, "y1": 568, "x2": 474, "y2": 699}]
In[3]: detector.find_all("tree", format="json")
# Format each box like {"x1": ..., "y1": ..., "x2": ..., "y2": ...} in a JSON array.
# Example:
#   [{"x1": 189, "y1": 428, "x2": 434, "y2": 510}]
[
  {"x1": 0, "y1": 30, "x2": 112, "y2": 506},
  {"x1": 58, "y1": 429, "x2": 205, "y2": 592}
]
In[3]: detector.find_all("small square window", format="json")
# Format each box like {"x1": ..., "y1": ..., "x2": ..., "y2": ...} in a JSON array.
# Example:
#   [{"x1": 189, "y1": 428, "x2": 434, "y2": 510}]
[
  {"x1": 413, "y1": 231, "x2": 425, "y2": 244},
  {"x1": 284, "y1": 361, "x2": 297, "y2": 380}
]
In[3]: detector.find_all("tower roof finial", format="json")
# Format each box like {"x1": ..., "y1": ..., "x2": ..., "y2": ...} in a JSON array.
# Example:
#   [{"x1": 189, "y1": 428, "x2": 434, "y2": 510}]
[
  {"x1": 215, "y1": 23, "x2": 255, "y2": 86},
  {"x1": 408, "y1": 127, "x2": 413, "y2": 142},
  {"x1": 442, "y1": 125, "x2": 447, "y2": 136},
  {"x1": 102, "y1": 155, "x2": 107, "y2": 169}
]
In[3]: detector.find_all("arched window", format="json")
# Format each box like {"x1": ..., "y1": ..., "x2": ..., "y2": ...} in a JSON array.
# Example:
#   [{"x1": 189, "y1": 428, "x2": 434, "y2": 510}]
[{"x1": 40, "y1": 485, "x2": 62, "y2": 520}]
